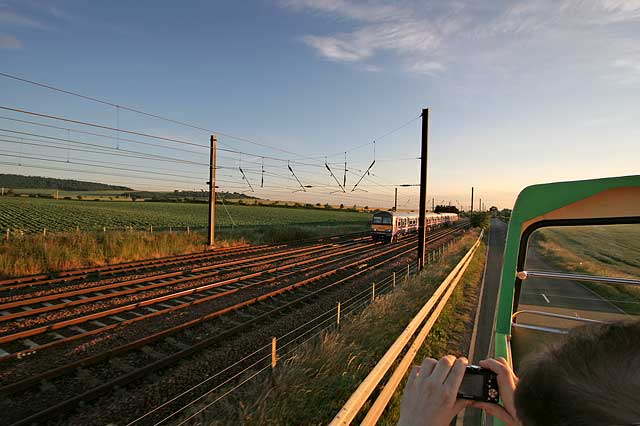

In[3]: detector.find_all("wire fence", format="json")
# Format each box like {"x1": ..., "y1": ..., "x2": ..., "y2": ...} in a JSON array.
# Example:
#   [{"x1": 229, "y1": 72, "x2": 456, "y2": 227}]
[{"x1": 127, "y1": 236, "x2": 460, "y2": 426}]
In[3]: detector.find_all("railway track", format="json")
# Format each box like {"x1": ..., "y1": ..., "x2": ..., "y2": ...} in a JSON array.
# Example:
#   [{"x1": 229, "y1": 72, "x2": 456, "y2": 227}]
[
  {"x1": 1, "y1": 226, "x2": 466, "y2": 426},
  {"x1": 0, "y1": 231, "x2": 370, "y2": 291}
]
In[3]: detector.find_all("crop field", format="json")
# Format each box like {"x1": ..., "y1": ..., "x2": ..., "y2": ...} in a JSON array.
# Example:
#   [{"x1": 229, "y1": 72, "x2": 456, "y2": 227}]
[
  {"x1": 531, "y1": 224, "x2": 640, "y2": 313},
  {"x1": 0, "y1": 196, "x2": 371, "y2": 233}
]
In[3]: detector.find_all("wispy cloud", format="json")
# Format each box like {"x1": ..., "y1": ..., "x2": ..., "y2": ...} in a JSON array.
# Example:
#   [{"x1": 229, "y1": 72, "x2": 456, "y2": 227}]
[
  {"x1": 0, "y1": 34, "x2": 23, "y2": 49},
  {"x1": 281, "y1": 0, "x2": 640, "y2": 80}
]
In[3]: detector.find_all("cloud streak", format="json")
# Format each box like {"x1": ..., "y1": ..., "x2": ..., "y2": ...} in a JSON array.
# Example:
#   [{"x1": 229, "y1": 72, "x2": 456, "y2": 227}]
[{"x1": 281, "y1": 0, "x2": 640, "y2": 79}]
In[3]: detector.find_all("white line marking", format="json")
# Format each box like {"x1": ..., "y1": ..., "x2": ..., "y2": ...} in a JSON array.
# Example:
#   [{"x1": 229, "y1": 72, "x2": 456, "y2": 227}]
[{"x1": 541, "y1": 293, "x2": 551, "y2": 304}]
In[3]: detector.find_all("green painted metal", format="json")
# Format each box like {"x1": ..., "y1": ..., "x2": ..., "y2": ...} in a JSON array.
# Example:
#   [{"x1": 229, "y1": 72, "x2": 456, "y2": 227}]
[
  {"x1": 492, "y1": 174, "x2": 639, "y2": 426},
  {"x1": 495, "y1": 175, "x2": 640, "y2": 337}
]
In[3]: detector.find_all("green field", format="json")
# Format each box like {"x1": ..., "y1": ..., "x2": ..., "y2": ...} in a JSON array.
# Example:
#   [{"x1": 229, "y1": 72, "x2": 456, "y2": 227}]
[
  {"x1": 531, "y1": 224, "x2": 640, "y2": 314},
  {"x1": 0, "y1": 196, "x2": 371, "y2": 233}
]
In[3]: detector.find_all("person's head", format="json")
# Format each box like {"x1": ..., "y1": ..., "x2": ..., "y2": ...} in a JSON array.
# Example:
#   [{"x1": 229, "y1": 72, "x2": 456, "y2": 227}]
[{"x1": 514, "y1": 320, "x2": 640, "y2": 426}]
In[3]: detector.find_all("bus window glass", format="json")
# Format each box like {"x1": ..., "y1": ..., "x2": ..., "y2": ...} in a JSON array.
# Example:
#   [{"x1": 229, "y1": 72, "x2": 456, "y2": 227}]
[{"x1": 518, "y1": 223, "x2": 640, "y2": 330}]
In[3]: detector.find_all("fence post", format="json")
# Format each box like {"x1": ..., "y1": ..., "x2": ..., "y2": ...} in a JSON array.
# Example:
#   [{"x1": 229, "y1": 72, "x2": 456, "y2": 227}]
[
  {"x1": 406, "y1": 264, "x2": 410, "y2": 280},
  {"x1": 103, "y1": 226, "x2": 106, "y2": 233},
  {"x1": 393, "y1": 272, "x2": 396, "y2": 289},
  {"x1": 5, "y1": 228, "x2": 9, "y2": 241},
  {"x1": 372, "y1": 282, "x2": 376, "y2": 302},
  {"x1": 169, "y1": 226, "x2": 172, "y2": 233},
  {"x1": 337, "y1": 302, "x2": 341, "y2": 328},
  {"x1": 150, "y1": 225, "x2": 153, "y2": 233},
  {"x1": 271, "y1": 336, "x2": 277, "y2": 370},
  {"x1": 187, "y1": 226, "x2": 190, "y2": 234},
  {"x1": 43, "y1": 227, "x2": 46, "y2": 236}
]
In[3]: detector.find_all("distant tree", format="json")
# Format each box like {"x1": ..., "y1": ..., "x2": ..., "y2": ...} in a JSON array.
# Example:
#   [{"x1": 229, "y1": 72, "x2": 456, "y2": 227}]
[
  {"x1": 339, "y1": 203, "x2": 344, "y2": 209},
  {"x1": 364, "y1": 206, "x2": 369, "y2": 210},
  {"x1": 315, "y1": 203, "x2": 321, "y2": 207},
  {"x1": 489, "y1": 206, "x2": 498, "y2": 212},
  {"x1": 324, "y1": 203, "x2": 332, "y2": 209},
  {"x1": 434, "y1": 205, "x2": 459, "y2": 214}
]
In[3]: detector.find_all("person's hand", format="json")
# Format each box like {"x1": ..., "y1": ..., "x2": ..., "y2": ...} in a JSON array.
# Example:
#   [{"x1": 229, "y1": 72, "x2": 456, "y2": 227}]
[
  {"x1": 398, "y1": 355, "x2": 472, "y2": 426},
  {"x1": 471, "y1": 358, "x2": 521, "y2": 426}
]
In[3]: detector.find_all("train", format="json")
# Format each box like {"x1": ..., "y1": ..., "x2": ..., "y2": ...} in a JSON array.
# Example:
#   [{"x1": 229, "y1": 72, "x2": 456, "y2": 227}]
[{"x1": 370, "y1": 210, "x2": 458, "y2": 242}]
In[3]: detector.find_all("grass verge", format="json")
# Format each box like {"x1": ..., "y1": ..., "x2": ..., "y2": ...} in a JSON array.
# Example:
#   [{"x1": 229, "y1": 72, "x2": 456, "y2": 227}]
[
  {"x1": 187, "y1": 230, "x2": 486, "y2": 426},
  {"x1": 0, "y1": 223, "x2": 370, "y2": 279}
]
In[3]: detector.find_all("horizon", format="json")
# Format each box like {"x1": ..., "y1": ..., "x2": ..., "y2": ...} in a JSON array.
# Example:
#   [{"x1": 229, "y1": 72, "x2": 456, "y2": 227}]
[{"x1": 1, "y1": 1, "x2": 639, "y2": 209}]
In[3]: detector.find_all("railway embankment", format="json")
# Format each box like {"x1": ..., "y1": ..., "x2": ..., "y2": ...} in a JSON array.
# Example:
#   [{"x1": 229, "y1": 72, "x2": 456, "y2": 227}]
[{"x1": 181, "y1": 229, "x2": 487, "y2": 426}]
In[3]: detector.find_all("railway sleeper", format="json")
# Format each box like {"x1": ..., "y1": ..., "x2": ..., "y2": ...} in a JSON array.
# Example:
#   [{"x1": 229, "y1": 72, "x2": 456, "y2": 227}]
[
  {"x1": 164, "y1": 337, "x2": 190, "y2": 350},
  {"x1": 140, "y1": 346, "x2": 166, "y2": 360}
]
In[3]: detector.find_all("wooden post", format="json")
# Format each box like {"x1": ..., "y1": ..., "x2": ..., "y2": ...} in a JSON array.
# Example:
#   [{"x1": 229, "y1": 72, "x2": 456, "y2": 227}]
[
  {"x1": 150, "y1": 225, "x2": 153, "y2": 233},
  {"x1": 103, "y1": 226, "x2": 106, "y2": 233},
  {"x1": 43, "y1": 227, "x2": 46, "y2": 236},
  {"x1": 5, "y1": 228, "x2": 9, "y2": 241},
  {"x1": 169, "y1": 226, "x2": 172, "y2": 233},
  {"x1": 471, "y1": 187, "x2": 474, "y2": 215},
  {"x1": 392, "y1": 272, "x2": 396, "y2": 288},
  {"x1": 417, "y1": 108, "x2": 429, "y2": 270},
  {"x1": 337, "y1": 302, "x2": 341, "y2": 328},
  {"x1": 187, "y1": 226, "x2": 190, "y2": 234},
  {"x1": 208, "y1": 135, "x2": 217, "y2": 248},
  {"x1": 271, "y1": 336, "x2": 277, "y2": 370},
  {"x1": 406, "y1": 263, "x2": 410, "y2": 280},
  {"x1": 372, "y1": 282, "x2": 376, "y2": 302}
]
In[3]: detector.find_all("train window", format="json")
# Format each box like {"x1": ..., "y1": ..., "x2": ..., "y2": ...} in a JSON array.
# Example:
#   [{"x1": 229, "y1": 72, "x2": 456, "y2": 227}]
[{"x1": 372, "y1": 216, "x2": 383, "y2": 224}]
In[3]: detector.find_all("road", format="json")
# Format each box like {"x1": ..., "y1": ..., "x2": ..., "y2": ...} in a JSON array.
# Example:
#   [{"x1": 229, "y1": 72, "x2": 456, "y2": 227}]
[{"x1": 517, "y1": 247, "x2": 632, "y2": 329}]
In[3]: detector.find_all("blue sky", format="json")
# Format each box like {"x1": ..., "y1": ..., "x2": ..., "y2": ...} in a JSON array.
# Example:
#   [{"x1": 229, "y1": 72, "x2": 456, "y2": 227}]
[{"x1": 1, "y1": 0, "x2": 639, "y2": 209}]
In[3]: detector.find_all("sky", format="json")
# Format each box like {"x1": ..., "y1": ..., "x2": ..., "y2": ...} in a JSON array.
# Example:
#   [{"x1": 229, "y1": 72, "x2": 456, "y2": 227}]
[{"x1": 0, "y1": 0, "x2": 639, "y2": 209}]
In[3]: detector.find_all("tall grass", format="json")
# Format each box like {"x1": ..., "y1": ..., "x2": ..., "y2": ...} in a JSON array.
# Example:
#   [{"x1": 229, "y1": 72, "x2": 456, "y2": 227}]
[
  {"x1": 188, "y1": 231, "x2": 486, "y2": 426},
  {"x1": 0, "y1": 223, "x2": 371, "y2": 279}
]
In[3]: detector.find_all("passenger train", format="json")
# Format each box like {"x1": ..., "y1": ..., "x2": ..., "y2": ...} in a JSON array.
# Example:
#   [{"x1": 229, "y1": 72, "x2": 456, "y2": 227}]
[{"x1": 370, "y1": 210, "x2": 458, "y2": 242}]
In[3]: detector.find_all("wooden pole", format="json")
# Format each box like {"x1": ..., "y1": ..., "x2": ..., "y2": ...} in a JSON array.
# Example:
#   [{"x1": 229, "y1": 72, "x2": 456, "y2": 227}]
[
  {"x1": 208, "y1": 135, "x2": 217, "y2": 248},
  {"x1": 393, "y1": 272, "x2": 396, "y2": 288},
  {"x1": 337, "y1": 302, "x2": 341, "y2": 328},
  {"x1": 417, "y1": 108, "x2": 429, "y2": 270},
  {"x1": 372, "y1": 282, "x2": 376, "y2": 302},
  {"x1": 271, "y1": 336, "x2": 277, "y2": 369},
  {"x1": 471, "y1": 187, "x2": 474, "y2": 215}
]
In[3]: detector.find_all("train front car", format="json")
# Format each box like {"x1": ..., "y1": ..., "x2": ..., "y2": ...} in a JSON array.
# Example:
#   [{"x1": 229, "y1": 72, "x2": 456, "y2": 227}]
[{"x1": 371, "y1": 211, "x2": 394, "y2": 242}]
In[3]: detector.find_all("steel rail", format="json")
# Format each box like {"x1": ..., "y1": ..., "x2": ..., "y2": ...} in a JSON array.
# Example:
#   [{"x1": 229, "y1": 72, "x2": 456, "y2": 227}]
[
  {"x1": 0, "y1": 240, "x2": 379, "y2": 346},
  {"x1": 0, "y1": 240, "x2": 362, "y2": 319},
  {"x1": 5, "y1": 227, "x2": 463, "y2": 426},
  {"x1": 1, "y1": 227, "x2": 461, "y2": 396},
  {"x1": 0, "y1": 231, "x2": 370, "y2": 290}
]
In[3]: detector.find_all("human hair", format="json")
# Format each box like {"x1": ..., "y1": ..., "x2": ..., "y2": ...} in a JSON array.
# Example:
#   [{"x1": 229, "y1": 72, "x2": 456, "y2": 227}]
[{"x1": 514, "y1": 320, "x2": 640, "y2": 426}]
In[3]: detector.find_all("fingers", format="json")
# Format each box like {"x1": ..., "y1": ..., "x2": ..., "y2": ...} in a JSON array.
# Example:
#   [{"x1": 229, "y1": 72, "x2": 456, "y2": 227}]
[
  {"x1": 444, "y1": 357, "x2": 468, "y2": 395},
  {"x1": 430, "y1": 355, "x2": 457, "y2": 383},
  {"x1": 472, "y1": 402, "x2": 518, "y2": 426},
  {"x1": 420, "y1": 357, "x2": 437, "y2": 376},
  {"x1": 406, "y1": 365, "x2": 421, "y2": 390},
  {"x1": 478, "y1": 358, "x2": 518, "y2": 419}
]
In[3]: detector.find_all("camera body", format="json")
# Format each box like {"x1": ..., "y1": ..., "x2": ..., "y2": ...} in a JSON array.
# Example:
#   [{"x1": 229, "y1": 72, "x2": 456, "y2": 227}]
[{"x1": 457, "y1": 365, "x2": 500, "y2": 403}]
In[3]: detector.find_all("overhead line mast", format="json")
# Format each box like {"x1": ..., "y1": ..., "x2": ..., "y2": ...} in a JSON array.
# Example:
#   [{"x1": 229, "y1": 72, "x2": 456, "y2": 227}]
[{"x1": 417, "y1": 108, "x2": 429, "y2": 270}]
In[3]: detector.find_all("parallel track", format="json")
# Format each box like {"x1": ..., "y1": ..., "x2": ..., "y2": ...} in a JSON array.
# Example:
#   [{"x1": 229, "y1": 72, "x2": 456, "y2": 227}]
[{"x1": 2, "y1": 225, "x2": 466, "y2": 426}]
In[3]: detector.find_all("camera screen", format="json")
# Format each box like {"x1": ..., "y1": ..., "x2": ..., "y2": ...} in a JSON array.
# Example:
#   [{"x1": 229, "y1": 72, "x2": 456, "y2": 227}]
[{"x1": 459, "y1": 373, "x2": 484, "y2": 397}]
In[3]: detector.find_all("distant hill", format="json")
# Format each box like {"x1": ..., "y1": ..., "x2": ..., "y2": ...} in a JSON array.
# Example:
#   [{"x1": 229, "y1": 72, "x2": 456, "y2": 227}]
[{"x1": 0, "y1": 174, "x2": 133, "y2": 191}]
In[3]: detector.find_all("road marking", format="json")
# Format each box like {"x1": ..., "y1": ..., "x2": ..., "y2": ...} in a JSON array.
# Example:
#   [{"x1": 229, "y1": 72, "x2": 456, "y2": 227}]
[{"x1": 541, "y1": 293, "x2": 550, "y2": 304}]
